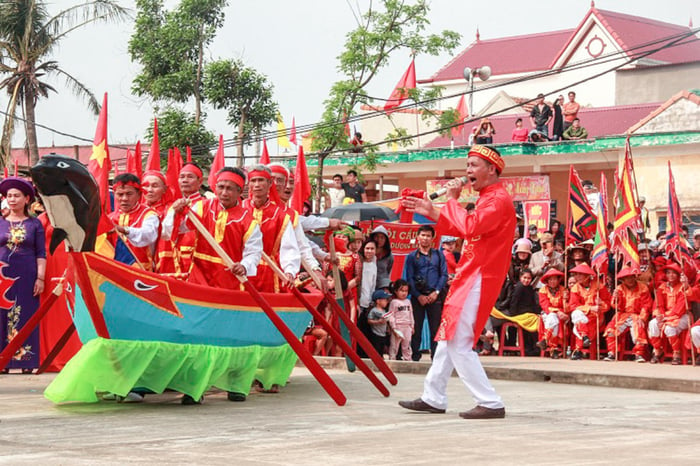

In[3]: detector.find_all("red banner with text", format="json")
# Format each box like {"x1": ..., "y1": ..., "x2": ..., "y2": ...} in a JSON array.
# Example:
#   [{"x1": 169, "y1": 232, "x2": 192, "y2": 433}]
[
  {"x1": 358, "y1": 221, "x2": 424, "y2": 280},
  {"x1": 522, "y1": 200, "x2": 551, "y2": 235},
  {"x1": 426, "y1": 175, "x2": 550, "y2": 203}
]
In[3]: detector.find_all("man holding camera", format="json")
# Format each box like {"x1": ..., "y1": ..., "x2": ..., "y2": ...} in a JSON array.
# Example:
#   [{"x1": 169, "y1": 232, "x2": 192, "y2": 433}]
[{"x1": 403, "y1": 225, "x2": 448, "y2": 361}]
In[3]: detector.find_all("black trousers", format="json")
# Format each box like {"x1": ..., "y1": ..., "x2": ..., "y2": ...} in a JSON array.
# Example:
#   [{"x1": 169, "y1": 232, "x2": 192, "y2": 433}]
[{"x1": 410, "y1": 296, "x2": 443, "y2": 361}]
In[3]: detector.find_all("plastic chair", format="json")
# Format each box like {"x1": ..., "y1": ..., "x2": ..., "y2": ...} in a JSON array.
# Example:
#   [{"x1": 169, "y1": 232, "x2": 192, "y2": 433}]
[{"x1": 498, "y1": 322, "x2": 526, "y2": 357}]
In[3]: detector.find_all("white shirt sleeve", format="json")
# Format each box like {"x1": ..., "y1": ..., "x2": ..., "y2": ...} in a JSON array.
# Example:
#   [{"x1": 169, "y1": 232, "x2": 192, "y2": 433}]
[
  {"x1": 309, "y1": 239, "x2": 330, "y2": 262},
  {"x1": 241, "y1": 224, "x2": 263, "y2": 277},
  {"x1": 279, "y1": 219, "x2": 301, "y2": 275},
  {"x1": 299, "y1": 215, "x2": 330, "y2": 232},
  {"x1": 127, "y1": 214, "x2": 160, "y2": 247},
  {"x1": 294, "y1": 221, "x2": 322, "y2": 271}
]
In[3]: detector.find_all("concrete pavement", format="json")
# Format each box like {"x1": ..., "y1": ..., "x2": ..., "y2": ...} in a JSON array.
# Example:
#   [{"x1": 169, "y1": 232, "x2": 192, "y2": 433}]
[{"x1": 0, "y1": 360, "x2": 698, "y2": 465}]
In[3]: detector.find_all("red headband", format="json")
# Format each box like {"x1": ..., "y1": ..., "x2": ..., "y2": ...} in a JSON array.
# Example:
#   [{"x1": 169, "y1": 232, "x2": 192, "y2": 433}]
[
  {"x1": 114, "y1": 180, "x2": 141, "y2": 191},
  {"x1": 142, "y1": 170, "x2": 167, "y2": 185},
  {"x1": 248, "y1": 169, "x2": 271, "y2": 180},
  {"x1": 216, "y1": 171, "x2": 245, "y2": 189},
  {"x1": 268, "y1": 164, "x2": 289, "y2": 181},
  {"x1": 180, "y1": 164, "x2": 203, "y2": 178}
]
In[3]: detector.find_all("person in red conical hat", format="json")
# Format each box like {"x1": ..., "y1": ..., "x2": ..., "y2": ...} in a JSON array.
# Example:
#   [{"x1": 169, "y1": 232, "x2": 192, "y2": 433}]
[
  {"x1": 536, "y1": 268, "x2": 568, "y2": 358},
  {"x1": 602, "y1": 267, "x2": 652, "y2": 362},
  {"x1": 108, "y1": 173, "x2": 160, "y2": 271},
  {"x1": 568, "y1": 262, "x2": 611, "y2": 360},
  {"x1": 648, "y1": 260, "x2": 693, "y2": 365},
  {"x1": 242, "y1": 164, "x2": 299, "y2": 293},
  {"x1": 397, "y1": 144, "x2": 513, "y2": 420},
  {"x1": 157, "y1": 162, "x2": 204, "y2": 274}
]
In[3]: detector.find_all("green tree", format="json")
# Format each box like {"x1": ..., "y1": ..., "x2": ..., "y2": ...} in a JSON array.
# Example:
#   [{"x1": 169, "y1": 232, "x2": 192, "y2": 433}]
[
  {"x1": 0, "y1": 0, "x2": 128, "y2": 166},
  {"x1": 309, "y1": 0, "x2": 460, "y2": 205},
  {"x1": 147, "y1": 107, "x2": 216, "y2": 167},
  {"x1": 129, "y1": 0, "x2": 227, "y2": 126},
  {"x1": 203, "y1": 59, "x2": 278, "y2": 166}
]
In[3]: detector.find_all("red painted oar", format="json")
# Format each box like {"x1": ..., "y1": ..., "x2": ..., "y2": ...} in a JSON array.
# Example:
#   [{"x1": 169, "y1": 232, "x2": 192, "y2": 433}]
[
  {"x1": 325, "y1": 296, "x2": 398, "y2": 386},
  {"x1": 36, "y1": 322, "x2": 76, "y2": 375},
  {"x1": 0, "y1": 277, "x2": 64, "y2": 371},
  {"x1": 262, "y1": 252, "x2": 389, "y2": 397},
  {"x1": 185, "y1": 209, "x2": 346, "y2": 406}
]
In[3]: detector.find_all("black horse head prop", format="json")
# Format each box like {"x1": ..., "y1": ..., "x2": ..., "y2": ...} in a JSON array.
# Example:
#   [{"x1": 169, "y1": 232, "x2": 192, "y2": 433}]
[{"x1": 30, "y1": 154, "x2": 102, "y2": 253}]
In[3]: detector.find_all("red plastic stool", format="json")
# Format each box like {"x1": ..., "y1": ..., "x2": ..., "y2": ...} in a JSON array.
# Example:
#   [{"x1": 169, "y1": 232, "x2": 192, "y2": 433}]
[{"x1": 498, "y1": 322, "x2": 526, "y2": 357}]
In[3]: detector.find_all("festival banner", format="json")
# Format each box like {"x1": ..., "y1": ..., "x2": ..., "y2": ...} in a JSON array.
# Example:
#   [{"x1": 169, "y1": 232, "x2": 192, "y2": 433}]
[
  {"x1": 357, "y1": 221, "x2": 423, "y2": 280},
  {"x1": 426, "y1": 175, "x2": 550, "y2": 203},
  {"x1": 522, "y1": 201, "x2": 551, "y2": 234}
]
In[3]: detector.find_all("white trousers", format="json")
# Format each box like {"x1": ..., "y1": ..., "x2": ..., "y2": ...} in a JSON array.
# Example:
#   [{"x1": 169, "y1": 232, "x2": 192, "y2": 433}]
[
  {"x1": 570, "y1": 309, "x2": 588, "y2": 339},
  {"x1": 421, "y1": 275, "x2": 504, "y2": 410},
  {"x1": 648, "y1": 315, "x2": 689, "y2": 338},
  {"x1": 691, "y1": 326, "x2": 700, "y2": 347},
  {"x1": 542, "y1": 312, "x2": 560, "y2": 331}
]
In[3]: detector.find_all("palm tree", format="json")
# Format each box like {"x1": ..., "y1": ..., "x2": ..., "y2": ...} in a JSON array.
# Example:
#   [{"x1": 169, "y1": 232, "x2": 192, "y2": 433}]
[{"x1": 0, "y1": 0, "x2": 129, "y2": 167}]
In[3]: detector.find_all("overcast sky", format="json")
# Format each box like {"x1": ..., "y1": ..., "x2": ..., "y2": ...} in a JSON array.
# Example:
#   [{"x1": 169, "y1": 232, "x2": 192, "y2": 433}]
[{"x1": 4, "y1": 0, "x2": 699, "y2": 153}]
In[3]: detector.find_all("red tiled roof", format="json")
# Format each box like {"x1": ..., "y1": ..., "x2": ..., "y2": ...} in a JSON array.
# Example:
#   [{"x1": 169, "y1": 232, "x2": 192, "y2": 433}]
[
  {"x1": 421, "y1": 29, "x2": 574, "y2": 83},
  {"x1": 591, "y1": 9, "x2": 700, "y2": 66},
  {"x1": 628, "y1": 90, "x2": 700, "y2": 134},
  {"x1": 423, "y1": 8, "x2": 700, "y2": 84},
  {"x1": 424, "y1": 102, "x2": 661, "y2": 148},
  {"x1": 11, "y1": 144, "x2": 136, "y2": 172}
]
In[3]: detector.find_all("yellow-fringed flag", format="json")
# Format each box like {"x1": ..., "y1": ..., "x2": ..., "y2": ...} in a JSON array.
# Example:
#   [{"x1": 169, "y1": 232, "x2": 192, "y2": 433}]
[{"x1": 277, "y1": 114, "x2": 291, "y2": 150}]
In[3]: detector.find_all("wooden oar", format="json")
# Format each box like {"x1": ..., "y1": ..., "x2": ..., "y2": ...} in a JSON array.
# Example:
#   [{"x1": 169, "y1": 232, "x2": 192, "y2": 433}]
[
  {"x1": 0, "y1": 276, "x2": 65, "y2": 371},
  {"x1": 36, "y1": 322, "x2": 76, "y2": 374},
  {"x1": 184, "y1": 209, "x2": 346, "y2": 406},
  {"x1": 325, "y1": 295, "x2": 398, "y2": 386},
  {"x1": 262, "y1": 252, "x2": 389, "y2": 397},
  {"x1": 327, "y1": 236, "x2": 356, "y2": 372}
]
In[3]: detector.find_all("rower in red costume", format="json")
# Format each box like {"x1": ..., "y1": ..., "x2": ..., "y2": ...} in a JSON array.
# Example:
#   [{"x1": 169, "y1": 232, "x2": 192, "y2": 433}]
[
  {"x1": 567, "y1": 263, "x2": 611, "y2": 360},
  {"x1": 242, "y1": 165, "x2": 299, "y2": 292},
  {"x1": 108, "y1": 173, "x2": 160, "y2": 271},
  {"x1": 398, "y1": 145, "x2": 515, "y2": 420},
  {"x1": 536, "y1": 268, "x2": 568, "y2": 358},
  {"x1": 648, "y1": 261, "x2": 693, "y2": 365},
  {"x1": 142, "y1": 170, "x2": 172, "y2": 218},
  {"x1": 163, "y1": 167, "x2": 262, "y2": 290},
  {"x1": 602, "y1": 267, "x2": 652, "y2": 362},
  {"x1": 157, "y1": 163, "x2": 205, "y2": 274}
]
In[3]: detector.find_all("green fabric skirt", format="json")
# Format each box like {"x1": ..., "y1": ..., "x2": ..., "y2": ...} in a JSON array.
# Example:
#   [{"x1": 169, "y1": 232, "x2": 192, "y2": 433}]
[{"x1": 44, "y1": 338, "x2": 298, "y2": 403}]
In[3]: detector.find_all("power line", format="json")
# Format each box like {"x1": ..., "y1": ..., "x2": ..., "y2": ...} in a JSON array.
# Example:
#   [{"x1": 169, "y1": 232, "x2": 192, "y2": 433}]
[{"x1": 3, "y1": 27, "x2": 698, "y2": 161}]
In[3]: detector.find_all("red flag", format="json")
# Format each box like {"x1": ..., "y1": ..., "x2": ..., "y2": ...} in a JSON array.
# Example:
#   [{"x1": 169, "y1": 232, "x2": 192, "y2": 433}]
[
  {"x1": 166, "y1": 149, "x2": 181, "y2": 199},
  {"x1": 3, "y1": 166, "x2": 7, "y2": 178},
  {"x1": 451, "y1": 95, "x2": 469, "y2": 139},
  {"x1": 260, "y1": 138, "x2": 270, "y2": 165},
  {"x1": 289, "y1": 117, "x2": 297, "y2": 145},
  {"x1": 291, "y1": 145, "x2": 311, "y2": 213},
  {"x1": 113, "y1": 161, "x2": 120, "y2": 176},
  {"x1": 13, "y1": 158, "x2": 18, "y2": 176},
  {"x1": 591, "y1": 173, "x2": 609, "y2": 274},
  {"x1": 664, "y1": 162, "x2": 692, "y2": 265},
  {"x1": 186, "y1": 146, "x2": 192, "y2": 163},
  {"x1": 565, "y1": 165, "x2": 596, "y2": 247},
  {"x1": 383, "y1": 59, "x2": 416, "y2": 113},
  {"x1": 127, "y1": 140, "x2": 143, "y2": 179},
  {"x1": 146, "y1": 118, "x2": 160, "y2": 171},
  {"x1": 208, "y1": 135, "x2": 225, "y2": 189},
  {"x1": 87, "y1": 92, "x2": 112, "y2": 214}
]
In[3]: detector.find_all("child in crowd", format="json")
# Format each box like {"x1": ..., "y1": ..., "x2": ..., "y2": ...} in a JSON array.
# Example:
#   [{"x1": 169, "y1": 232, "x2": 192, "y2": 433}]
[
  {"x1": 367, "y1": 289, "x2": 392, "y2": 356},
  {"x1": 386, "y1": 279, "x2": 414, "y2": 361}
]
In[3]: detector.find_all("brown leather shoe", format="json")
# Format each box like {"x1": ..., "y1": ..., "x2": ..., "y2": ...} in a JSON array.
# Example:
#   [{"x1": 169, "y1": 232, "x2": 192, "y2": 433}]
[
  {"x1": 459, "y1": 405, "x2": 506, "y2": 419},
  {"x1": 398, "y1": 398, "x2": 445, "y2": 413}
]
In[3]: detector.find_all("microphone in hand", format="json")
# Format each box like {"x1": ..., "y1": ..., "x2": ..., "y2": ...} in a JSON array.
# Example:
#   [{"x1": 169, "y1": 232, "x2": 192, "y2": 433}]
[{"x1": 429, "y1": 176, "x2": 468, "y2": 200}]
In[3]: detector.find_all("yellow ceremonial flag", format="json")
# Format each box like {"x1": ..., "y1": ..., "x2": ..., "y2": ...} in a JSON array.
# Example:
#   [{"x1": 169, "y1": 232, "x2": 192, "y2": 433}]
[{"x1": 277, "y1": 113, "x2": 291, "y2": 150}]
